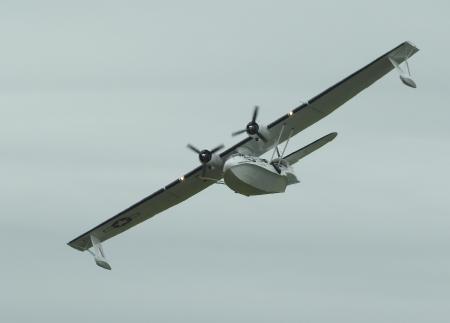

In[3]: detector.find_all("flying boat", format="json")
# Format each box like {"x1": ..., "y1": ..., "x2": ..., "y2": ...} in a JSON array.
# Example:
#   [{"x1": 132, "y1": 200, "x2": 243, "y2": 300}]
[{"x1": 68, "y1": 41, "x2": 419, "y2": 270}]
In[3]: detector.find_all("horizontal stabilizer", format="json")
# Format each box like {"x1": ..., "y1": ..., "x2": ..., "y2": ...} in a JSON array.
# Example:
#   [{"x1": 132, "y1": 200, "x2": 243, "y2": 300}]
[{"x1": 284, "y1": 132, "x2": 337, "y2": 165}]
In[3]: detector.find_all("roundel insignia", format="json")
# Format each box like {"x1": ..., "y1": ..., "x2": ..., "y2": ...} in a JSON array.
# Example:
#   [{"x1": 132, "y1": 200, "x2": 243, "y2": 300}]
[{"x1": 112, "y1": 217, "x2": 132, "y2": 228}]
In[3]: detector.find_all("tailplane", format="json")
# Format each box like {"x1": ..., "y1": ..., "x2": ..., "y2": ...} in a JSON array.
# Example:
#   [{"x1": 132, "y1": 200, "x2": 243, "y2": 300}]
[{"x1": 284, "y1": 132, "x2": 337, "y2": 165}]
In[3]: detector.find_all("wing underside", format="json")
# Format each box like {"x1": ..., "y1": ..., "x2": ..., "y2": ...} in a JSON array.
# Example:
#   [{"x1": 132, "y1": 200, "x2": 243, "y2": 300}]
[
  {"x1": 68, "y1": 166, "x2": 215, "y2": 251},
  {"x1": 220, "y1": 41, "x2": 419, "y2": 159}
]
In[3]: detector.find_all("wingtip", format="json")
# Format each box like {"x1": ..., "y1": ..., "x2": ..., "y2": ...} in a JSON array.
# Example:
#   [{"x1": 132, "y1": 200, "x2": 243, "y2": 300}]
[
  {"x1": 405, "y1": 40, "x2": 419, "y2": 51},
  {"x1": 67, "y1": 240, "x2": 87, "y2": 252}
]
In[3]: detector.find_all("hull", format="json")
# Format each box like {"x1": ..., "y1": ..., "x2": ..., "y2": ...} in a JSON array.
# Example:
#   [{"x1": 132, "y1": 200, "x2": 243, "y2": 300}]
[{"x1": 223, "y1": 159, "x2": 288, "y2": 196}]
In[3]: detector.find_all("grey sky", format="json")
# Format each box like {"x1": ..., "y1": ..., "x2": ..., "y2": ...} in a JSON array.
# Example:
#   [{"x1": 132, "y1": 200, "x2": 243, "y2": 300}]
[{"x1": 1, "y1": 1, "x2": 449, "y2": 322}]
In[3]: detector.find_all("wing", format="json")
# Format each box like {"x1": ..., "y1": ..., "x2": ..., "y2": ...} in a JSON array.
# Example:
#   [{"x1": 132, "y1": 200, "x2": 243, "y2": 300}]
[
  {"x1": 220, "y1": 41, "x2": 419, "y2": 159},
  {"x1": 68, "y1": 165, "x2": 214, "y2": 251}
]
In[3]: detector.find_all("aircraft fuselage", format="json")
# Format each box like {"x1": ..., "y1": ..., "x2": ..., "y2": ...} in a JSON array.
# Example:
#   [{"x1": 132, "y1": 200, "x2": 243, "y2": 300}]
[{"x1": 223, "y1": 154, "x2": 298, "y2": 196}]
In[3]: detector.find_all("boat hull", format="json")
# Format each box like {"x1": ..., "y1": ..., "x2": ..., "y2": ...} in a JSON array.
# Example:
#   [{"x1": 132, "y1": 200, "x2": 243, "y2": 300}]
[{"x1": 223, "y1": 160, "x2": 288, "y2": 196}]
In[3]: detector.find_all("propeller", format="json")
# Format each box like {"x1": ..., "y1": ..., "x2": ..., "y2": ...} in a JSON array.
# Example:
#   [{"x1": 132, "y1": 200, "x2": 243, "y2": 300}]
[
  {"x1": 232, "y1": 105, "x2": 267, "y2": 142},
  {"x1": 187, "y1": 143, "x2": 224, "y2": 177}
]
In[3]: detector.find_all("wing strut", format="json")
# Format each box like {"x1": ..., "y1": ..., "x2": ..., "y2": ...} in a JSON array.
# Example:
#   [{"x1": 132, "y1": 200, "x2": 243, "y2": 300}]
[
  {"x1": 270, "y1": 127, "x2": 294, "y2": 173},
  {"x1": 87, "y1": 235, "x2": 112, "y2": 270},
  {"x1": 278, "y1": 128, "x2": 294, "y2": 163},
  {"x1": 270, "y1": 123, "x2": 286, "y2": 162}
]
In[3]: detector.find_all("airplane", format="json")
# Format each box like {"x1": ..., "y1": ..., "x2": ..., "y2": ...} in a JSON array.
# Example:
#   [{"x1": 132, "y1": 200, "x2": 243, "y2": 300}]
[{"x1": 68, "y1": 41, "x2": 419, "y2": 270}]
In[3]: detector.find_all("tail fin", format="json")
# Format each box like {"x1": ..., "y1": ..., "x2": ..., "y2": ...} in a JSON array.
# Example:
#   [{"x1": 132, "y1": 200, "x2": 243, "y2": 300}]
[{"x1": 284, "y1": 132, "x2": 337, "y2": 165}]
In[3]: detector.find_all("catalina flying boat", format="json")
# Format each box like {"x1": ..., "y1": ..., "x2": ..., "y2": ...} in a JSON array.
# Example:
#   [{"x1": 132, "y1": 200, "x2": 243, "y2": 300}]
[{"x1": 68, "y1": 42, "x2": 419, "y2": 270}]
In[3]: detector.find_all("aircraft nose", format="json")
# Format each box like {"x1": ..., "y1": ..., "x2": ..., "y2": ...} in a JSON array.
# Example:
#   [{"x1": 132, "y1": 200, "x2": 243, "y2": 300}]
[
  {"x1": 223, "y1": 157, "x2": 238, "y2": 173},
  {"x1": 223, "y1": 159, "x2": 232, "y2": 173}
]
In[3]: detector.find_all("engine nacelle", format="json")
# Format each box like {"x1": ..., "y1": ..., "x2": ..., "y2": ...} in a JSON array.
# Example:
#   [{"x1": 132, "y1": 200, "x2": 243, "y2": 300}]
[
  {"x1": 208, "y1": 153, "x2": 224, "y2": 170},
  {"x1": 249, "y1": 124, "x2": 270, "y2": 142}
]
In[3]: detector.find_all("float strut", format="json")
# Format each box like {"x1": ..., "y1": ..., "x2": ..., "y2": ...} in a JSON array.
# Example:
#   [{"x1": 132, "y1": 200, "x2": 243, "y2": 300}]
[{"x1": 88, "y1": 234, "x2": 112, "y2": 270}]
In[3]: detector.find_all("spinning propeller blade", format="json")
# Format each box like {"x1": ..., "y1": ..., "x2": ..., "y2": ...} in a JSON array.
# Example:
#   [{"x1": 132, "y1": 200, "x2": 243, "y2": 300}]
[
  {"x1": 186, "y1": 144, "x2": 201, "y2": 154},
  {"x1": 210, "y1": 144, "x2": 225, "y2": 154},
  {"x1": 187, "y1": 143, "x2": 224, "y2": 177},
  {"x1": 231, "y1": 129, "x2": 247, "y2": 136},
  {"x1": 232, "y1": 105, "x2": 267, "y2": 142},
  {"x1": 252, "y1": 105, "x2": 259, "y2": 123}
]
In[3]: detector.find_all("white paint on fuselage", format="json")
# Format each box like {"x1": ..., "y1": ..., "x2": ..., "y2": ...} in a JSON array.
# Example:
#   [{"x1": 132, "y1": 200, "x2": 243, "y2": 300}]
[{"x1": 223, "y1": 154, "x2": 298, "y2": 196}]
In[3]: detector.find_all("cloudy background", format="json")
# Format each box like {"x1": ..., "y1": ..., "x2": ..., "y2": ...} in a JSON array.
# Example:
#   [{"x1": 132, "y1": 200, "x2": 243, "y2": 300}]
[{"x1": 1, "y1": 1, "x2": 449, "y2": 322}]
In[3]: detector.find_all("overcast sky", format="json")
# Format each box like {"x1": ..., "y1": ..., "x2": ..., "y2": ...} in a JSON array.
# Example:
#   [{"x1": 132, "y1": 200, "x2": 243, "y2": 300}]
[{"x1": 1, "y1": 1, "x2": 449, "y2": 322}]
